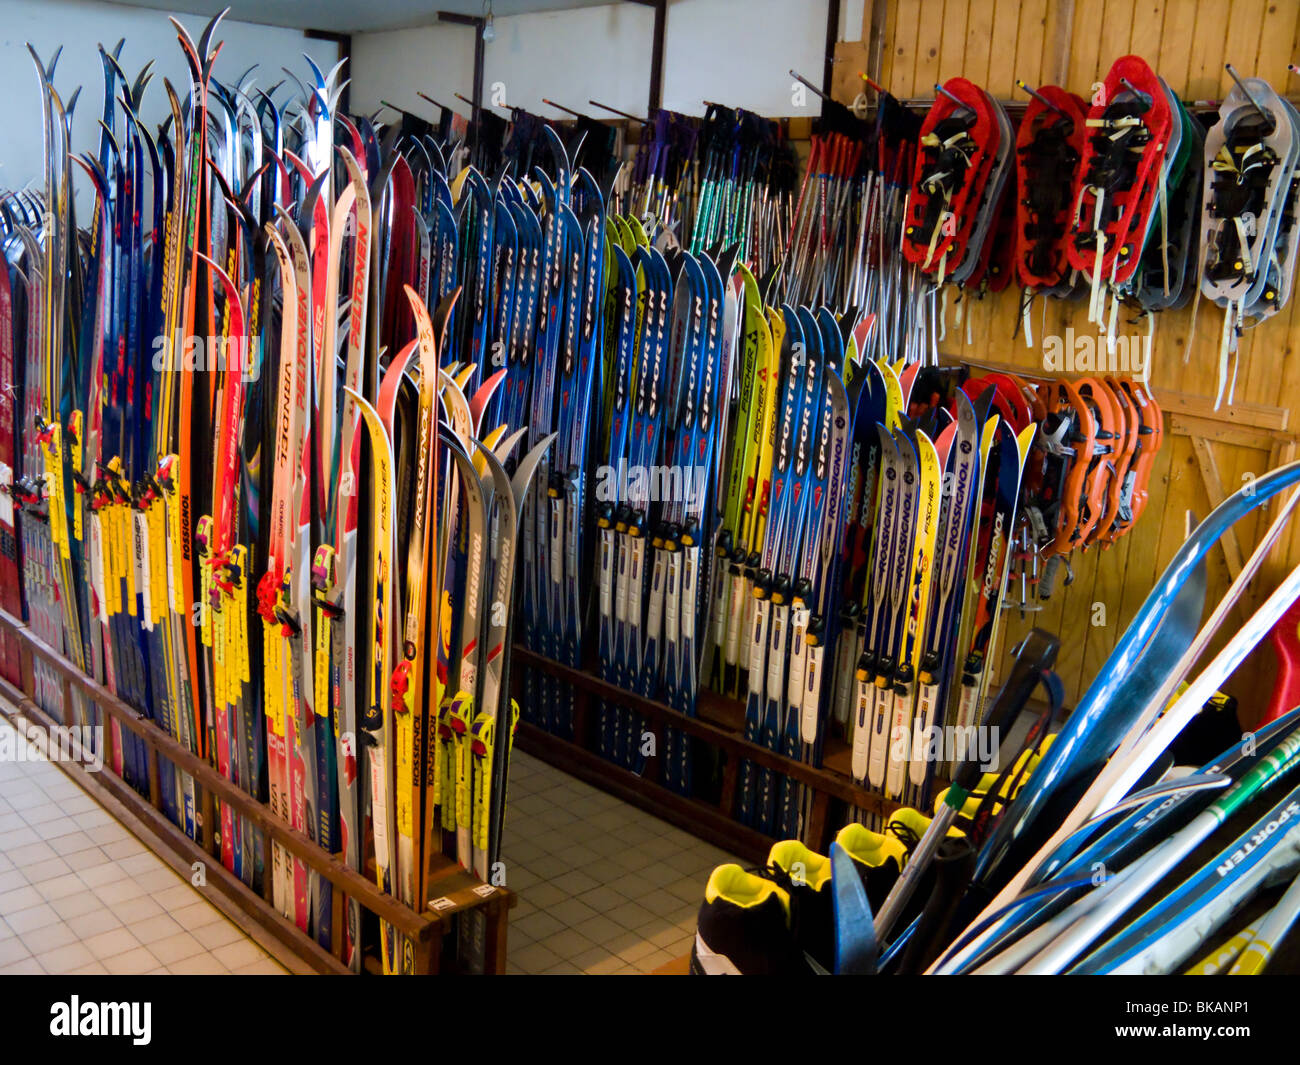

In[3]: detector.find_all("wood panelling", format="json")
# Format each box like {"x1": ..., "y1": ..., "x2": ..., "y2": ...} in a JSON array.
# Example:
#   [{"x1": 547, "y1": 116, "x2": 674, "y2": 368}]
[{"x1": 831, "y1": 0, "x2": 1300, "y2": 717}]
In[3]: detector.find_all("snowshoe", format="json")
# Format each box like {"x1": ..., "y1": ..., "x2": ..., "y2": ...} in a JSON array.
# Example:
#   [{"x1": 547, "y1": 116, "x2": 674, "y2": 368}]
[
  {"x1": 1198, "y1": 73, "x2": 1296, "y2": 405},
  {"x1": 1121, "y1": 380, "x2": 1163, "y2": 529},
  {"x1": 1246, "y1": 96, "x2": 1300, "y2": 322},
  {"x1": 1014, "y1": 85, "x2": 1088, "y2": 291},
  {"x1": 1091, "y1": 376, "x2": 1140, "y2": 547},
  {"x1": 902, "y1": 78, "x2": 1000, "y2": 281},
  {"x1": 952, "y1": 90, "x2": 1015, "y2": 287},
  {"x1": 1135, "y1": 89, "x2": 1204, "y2": 313},
  {"x1": 1071, "y1": 377, "x2": 1121, "y2": 548},
  {"x1": 1067, "y1": 56, "x2": 1173, "y2": 325}
]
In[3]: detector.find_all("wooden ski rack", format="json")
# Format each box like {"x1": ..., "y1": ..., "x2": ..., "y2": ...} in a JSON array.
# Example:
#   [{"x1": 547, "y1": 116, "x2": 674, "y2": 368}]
[
  {"x1": 0, "y1": 608, "x2": 513, "y2": 975},
  {"x1": 511, "y1": 645, "x2": 924, "y2": 863}
]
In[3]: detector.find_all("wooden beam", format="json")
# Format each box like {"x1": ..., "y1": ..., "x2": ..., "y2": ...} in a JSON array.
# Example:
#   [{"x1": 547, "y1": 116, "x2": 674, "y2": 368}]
[
  {"x1": 626, "y1": 0, "x2": 665, "y2": 115},
  {"x1": 823, "y1": 0, "x2": 843, "y2": 118},
  {"x1": 865, "y1": 0, "x2": 889, "y2": 85},
  {"x1": 1048, "y1": 0, "x2": 1076, "y2": 84},
  {"x1": 1191, "y1": 434, "x2": 1247, "y2": 589},
  {"x1": 438, "y1": 10, "x2": 485, "y2": 149}
]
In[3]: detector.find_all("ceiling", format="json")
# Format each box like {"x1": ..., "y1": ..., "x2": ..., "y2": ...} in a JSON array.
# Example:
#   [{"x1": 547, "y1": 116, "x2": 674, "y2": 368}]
[{"x1": 96, "y1": 0, "x2": 621, "y2": 34}]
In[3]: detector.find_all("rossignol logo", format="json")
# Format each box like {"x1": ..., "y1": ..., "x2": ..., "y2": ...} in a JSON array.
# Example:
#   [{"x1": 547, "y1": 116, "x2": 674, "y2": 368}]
[
  {"x1": 50, "y1": 997, "x2": 151, "y2": 1045},
  {"x1": 893, "y1": 494, "x2": 913, "y2": 577},
  {"x1": 983, "y1": 512, "x2": 1005, "y2": 599},
  {"x1": 947, "y1": 461, "x2": 971, "y2": 553}
]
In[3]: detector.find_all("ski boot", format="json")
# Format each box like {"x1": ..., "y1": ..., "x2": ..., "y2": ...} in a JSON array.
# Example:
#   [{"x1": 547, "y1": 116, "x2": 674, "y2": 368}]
[
  {"x1": 766, "y1": 839, "x2": 834, "y2": 972},
  {"x1": 690, "y1": 864, "x2": 811, "y2": 975}
]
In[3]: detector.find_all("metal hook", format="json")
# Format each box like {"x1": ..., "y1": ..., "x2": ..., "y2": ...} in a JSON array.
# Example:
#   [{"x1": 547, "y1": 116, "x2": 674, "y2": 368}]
[
  {"x1": 1225, "y1": 64, "x2": 1273, "y2": 128},
  {"x1": 934, "y1": 82, "x2": 972, "y2": 111},
  {"x1": 790, "y1": 69, "x2": 830, "y2": 102},
  {"x1": 542, "y1": 97, "x2": 585, "y2": 119},
  {"x1": 588, "y1": 99, "x2": 646, "y2": 124},
  {"x1": 1015, "y1": 79, "x2": 1064, "y2": 117}
]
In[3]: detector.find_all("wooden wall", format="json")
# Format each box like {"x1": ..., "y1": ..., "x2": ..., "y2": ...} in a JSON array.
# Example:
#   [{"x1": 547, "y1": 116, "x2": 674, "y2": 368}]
[{"x1": 833, "y1": 1, "x2": 1300, "y2": 717}]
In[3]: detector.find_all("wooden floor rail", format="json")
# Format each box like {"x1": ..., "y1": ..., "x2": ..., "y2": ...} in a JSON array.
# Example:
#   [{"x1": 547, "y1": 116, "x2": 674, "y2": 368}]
[{"x1": 0, "y1": 607, "x2": 513, "y2": 974}]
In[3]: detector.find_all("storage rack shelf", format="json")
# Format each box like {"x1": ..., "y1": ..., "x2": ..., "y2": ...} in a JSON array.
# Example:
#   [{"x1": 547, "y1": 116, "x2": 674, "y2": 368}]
[
  {"x1": 511, "y1": 645, "x2": 919, "y2": 863},
  {"x1": 0, "y1": 608, "x2": 513, "y2": 974}
]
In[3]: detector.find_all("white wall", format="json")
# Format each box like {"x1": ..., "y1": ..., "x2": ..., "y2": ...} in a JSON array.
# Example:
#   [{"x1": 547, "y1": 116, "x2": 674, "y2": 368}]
[
  {"x1": 661, "y1": 0, "x2": 828, "y2": 118},
  {"x1": 350, "y1": 0, "x2": 830, "y2": 124},
  {"x1": 350, "y1": 20, "x2": 477, "y2": 127},
  {"x1": 484, "y1": 4, "x2": 654, "y2": 121},
  {"x1": 0, "y1": 0, "x2": 339, "y2": 191}
]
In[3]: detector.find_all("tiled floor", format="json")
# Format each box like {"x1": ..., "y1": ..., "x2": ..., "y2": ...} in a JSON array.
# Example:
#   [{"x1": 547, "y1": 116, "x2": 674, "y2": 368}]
[
  {"x1": 0, "y1": 718, "x2": 286, "y2": 975},
  {"x1": 1, "y1": 711, "x2": 733, "y2": 976},
  {"x1": 502, "y1": 751, "x2": 738, "y2": 974}
]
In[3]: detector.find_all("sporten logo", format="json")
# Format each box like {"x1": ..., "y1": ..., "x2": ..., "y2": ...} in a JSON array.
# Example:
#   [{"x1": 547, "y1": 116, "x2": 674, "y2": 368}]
[{"x1": 50, "y1": 996, "x2": 151, "y2": 1045}]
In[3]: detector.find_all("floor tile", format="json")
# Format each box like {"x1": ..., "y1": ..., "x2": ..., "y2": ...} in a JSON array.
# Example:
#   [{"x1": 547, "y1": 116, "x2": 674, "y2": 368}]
[
  {"x1": 0, "y1": 936, "x2": 32, "y2": 965},
  {"x1": 67, "y1": 910, "x2": 124, "y2": 941},
  {"x1": 167, "y1": 952, "x2": 230, "y2": 975},
  {"x1": 4, "y1": 902, "x2": 60, "y2": 935},
  {"x1": 36, "y1": 941, "x2": 95, "y2": 973},
  {"x1": 51, "y1": 893, "x2": 103, "y2": 922},
  {"x1": 83, "y1": 926, "x2": 141, "y2": 960},
  {"x1": 146, "y1": 931, "x2": 206, "y2": 965},
  {"x1": 103, "y1": 946, "x2": 161, "y2": 975},
  {"x1": 19, "y1": 920, "x2": 79, "y2": 955}
]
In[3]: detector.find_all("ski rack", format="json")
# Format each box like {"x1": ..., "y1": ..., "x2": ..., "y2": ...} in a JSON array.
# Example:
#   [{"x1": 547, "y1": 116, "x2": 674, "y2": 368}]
[
  {"x1": 0, "y1": 607, "x2": 514, "y2": 975},
  {"x1": 512, "y1": 645, "x2": 933, "y2": 861}
]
